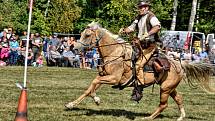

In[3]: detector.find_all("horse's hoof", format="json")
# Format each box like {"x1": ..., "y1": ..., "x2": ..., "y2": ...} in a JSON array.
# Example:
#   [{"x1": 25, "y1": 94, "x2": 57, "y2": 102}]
[
  {"x1": 65, "y1": 102, "x2": 75, "y2": 109},
  {"x1": 177, "y1": 117, "x2": 184, "y2": 121},
  {"x1": 142, "y1": 116, "x2": 153, "y2": 120},
  {"x1": 94, "y1": 96, "x2": 100, "y2": 105}
]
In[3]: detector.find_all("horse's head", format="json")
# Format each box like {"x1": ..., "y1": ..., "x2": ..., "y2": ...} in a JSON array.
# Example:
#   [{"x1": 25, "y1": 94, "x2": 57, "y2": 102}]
[{"x1": 74, "y1": 21, "x2": 104, "y2": 50}]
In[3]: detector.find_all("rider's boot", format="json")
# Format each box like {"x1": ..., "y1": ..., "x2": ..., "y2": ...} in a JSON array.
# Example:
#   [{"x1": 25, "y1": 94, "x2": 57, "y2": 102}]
[{"x1": 131, "y1": 85, "x2": 143, "y2": 102}]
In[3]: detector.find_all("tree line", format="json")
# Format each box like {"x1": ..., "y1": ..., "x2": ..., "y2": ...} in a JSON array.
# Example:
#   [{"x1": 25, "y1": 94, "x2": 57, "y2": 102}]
[{"x1": 0, "y1": 0, "x2": 214, "y2": 35}]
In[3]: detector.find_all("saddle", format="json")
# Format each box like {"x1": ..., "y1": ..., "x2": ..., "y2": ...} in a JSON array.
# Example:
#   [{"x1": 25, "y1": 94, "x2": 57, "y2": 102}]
[{"x1": 153, "y1": 57, "x2": 171, "y2": 73}]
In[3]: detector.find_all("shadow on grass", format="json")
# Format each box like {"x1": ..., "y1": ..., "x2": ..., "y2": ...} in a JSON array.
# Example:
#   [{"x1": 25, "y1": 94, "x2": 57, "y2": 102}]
[
  {"x1": 65, "y1": 108, "x2": 207, "y2": 120},
  {"x1": 65, "y1": 108, "x2": 150, "y2": 120}
]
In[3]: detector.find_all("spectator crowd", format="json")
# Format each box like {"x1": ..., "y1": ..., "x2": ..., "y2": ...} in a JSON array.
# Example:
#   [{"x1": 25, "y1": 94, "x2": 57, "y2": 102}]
[
  {"x1": 0, "y1": 27, "x2": 100, "y2": 69},
  {"x1": 0, "y1": 27, "x2": 213, "y2": 68},
  {"x1": 164, "y1": 47, "x2": 211, "y2": 63}
]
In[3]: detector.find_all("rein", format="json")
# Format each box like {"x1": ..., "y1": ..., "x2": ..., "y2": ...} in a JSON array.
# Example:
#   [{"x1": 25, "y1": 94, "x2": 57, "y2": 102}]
[
  {"x1": 79, "y1": 28, "x2": 132, "y2": 67},
  {"x1": 95, "y1": 41, "x2": 130, "y2": 48}
]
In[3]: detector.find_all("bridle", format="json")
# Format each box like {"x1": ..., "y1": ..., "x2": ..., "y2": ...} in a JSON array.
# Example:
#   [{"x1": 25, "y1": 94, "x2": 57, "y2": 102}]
[{"x1": 78, "y1": 27, "x2": 105, "y2": 49}]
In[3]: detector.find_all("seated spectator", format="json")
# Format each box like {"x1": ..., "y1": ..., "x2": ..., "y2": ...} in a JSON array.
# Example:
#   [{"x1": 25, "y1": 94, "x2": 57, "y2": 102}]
[
  {"x1": 167, "y1": 47, "x2": 177, "y2": 59},
  {"x1": 58, "y1": 40, "x2": 67, "y2": 54},
  {"x1": 182, "y1": 49, "x2": 192, "y2": 63},
  {"x1": 48, "y1": 46, "x2": 62, "y2": 66},
  {"x1": 36, "y1": 55, "x2": 43, "y2": 67},
  {"x1": 67, "y1": 37, "x2": 76, "y2": 51},
  {"x1": 208, "y1": 48, "x2": 215, "y2": 64},
  {"x1": 192, "y1": 51, "x2": 201, "y2": 63},
  {"x1": 62, "y1": 46, "x2": 80, "y2": 67},
  {"x1": 174, "y1": 48, "x2": 181, "y2": 60},
  {"x1": 0, "y1": 36, "x2": 10, "y2": 63},
  {"x1": 199, "y1": 48, "x2": 209, "y2": 63},
  {"x1": 19, "y1": 49, "x2": 34, "y2": 66}
]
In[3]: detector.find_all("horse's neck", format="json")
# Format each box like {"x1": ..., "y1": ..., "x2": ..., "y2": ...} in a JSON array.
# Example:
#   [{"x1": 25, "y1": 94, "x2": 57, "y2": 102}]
[{"x1": 98, "y1": 32, "x2": 121, "y2": 58}]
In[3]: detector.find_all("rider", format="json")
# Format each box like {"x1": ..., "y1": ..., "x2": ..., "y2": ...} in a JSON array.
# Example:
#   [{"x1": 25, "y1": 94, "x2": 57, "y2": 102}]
[{"x1": 120, "y1": 1, "x2": 161, "y2": 101}]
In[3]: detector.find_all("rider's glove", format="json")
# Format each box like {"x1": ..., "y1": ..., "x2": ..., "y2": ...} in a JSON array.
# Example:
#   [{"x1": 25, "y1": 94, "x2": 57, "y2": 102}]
[
  {"x1": 140, "y1": 32, "x2": 149, "y2": 40},
  {"x1": 118, "y1": 28, "x2": 125, "y2": 34}
]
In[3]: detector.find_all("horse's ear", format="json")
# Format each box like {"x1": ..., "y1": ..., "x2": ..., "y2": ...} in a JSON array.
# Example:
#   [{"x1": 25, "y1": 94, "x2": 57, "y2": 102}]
[{"x1": 88, "y1": 21, "x2": 96, "y2": 27}]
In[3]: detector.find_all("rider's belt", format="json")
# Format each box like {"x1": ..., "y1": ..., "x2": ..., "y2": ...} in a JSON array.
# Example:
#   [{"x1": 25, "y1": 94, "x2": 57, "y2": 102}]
[{"x1": 140, "y1": 40, "x2": 156, "y2": 49}]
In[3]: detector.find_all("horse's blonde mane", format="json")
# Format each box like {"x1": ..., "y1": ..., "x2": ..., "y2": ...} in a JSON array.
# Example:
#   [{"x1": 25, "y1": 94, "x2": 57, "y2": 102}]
[{"x1": 87, "y1": 22, "x2": 124, "y2": 41}]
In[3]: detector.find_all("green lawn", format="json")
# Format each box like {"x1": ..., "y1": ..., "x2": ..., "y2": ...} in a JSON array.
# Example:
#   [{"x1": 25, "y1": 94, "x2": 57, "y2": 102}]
[{"x1": 0, "y1": 66, "x2": 214, "y2": 121}]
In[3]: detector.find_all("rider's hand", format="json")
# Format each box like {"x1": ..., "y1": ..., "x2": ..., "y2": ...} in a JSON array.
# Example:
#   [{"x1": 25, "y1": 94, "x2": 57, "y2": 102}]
[
  {"x1": 132, "y1": 37, "x2": 140, "y2": 44},
  {"x1": 118, "y1": 28, "x2": 125, "y2": 34},
  {"x1": 140, "y1": 33, "x2": 149, "y2": 40}
]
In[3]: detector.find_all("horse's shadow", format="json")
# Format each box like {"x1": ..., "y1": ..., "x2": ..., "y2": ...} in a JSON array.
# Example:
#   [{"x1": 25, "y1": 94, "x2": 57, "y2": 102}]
[
  {"x1": 65, "y1": 107, "x2": 207, "y2": 120},
  {"x1": 65, "y1": 107, "x2": 150, "y2": 120}
]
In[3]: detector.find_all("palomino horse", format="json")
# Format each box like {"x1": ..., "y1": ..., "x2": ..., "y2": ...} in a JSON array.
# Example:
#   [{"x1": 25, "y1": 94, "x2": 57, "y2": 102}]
[{"x1": 65, "y1": 22, "x2": 215, "y2": 120}]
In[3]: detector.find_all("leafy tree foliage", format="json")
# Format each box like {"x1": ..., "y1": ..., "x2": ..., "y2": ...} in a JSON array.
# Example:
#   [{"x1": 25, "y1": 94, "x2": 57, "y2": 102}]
[
  {"x1": 0, "y1": 0, "x2": 214, "y2": 34},
  {"x1": 0, "y1": 0, "x2": 28, "y2": 34},
  {"x1": 197, "y1": 0, "x2": 215, "y2": 34},
  {"x1": 47, "y1": 0, "x2": 82, "y2": 33}
]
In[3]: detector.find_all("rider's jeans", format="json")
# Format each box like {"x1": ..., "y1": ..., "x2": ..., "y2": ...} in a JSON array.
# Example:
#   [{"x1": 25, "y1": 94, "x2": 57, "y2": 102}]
[{"x1": 135, "y1": 44, "x2": 156, "y2": 83}]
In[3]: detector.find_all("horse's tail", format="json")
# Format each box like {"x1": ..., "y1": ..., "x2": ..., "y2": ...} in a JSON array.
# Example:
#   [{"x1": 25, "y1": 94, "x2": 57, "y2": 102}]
[{"x1": 181, "y1": 62, "x2": 215, "y2": 94}]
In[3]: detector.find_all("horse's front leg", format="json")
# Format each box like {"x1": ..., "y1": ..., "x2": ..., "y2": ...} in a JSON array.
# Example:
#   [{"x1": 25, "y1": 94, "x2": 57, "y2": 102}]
[
  {"x1": 90, "y1": 84, "x2": 101, "y2": 105},
  {"x1": 65, "y1": 75, "x2": 118, "y2": 109}
]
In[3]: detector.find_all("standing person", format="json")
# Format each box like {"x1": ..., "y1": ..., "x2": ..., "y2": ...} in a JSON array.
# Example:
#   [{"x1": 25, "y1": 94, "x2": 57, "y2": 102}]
[
  {"x1": 49, "y1": 34, "x2": 60, "y2": 50},
  {"x1": 19, "y1": 31, "x2": 27, "y2": 44},
  {"x1": 9, "y1": 35, "x2": 20, "y2": 65},
  {"x1": 119, "y1": 1, "x2": 161, "y2": 101},
  {"x1": 6, "y1": 27, "x2": 13, "y2": 40},
  {"x1": 0, "y1": 29, "x2": 8, "y2": 38},
  {"x1": 92, "y1": 48, "x2": 99, "y2": 69},
  {"x1": 19, "y1": 31, "x2": 28, "y2": 50},
  {"x1": 42, "y1": 35, "x2": 50, "y2": 64},
  {"x1": 32, "y1": 33, "x2": 42, "y2": 66}
]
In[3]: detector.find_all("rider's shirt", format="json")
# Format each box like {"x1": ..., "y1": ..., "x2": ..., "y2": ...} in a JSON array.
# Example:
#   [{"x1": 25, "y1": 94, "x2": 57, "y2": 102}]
[{"x1": 128, "y1": 11, "x2": 160, "y2": 40}]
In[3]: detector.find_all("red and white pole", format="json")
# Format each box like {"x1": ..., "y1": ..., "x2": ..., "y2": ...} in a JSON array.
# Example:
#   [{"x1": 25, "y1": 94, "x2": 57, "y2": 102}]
[
  {"x1": 15, "y1": 1, "x2": 33, "y2": 120},
  {"x1": 24, "y1": 0, "x2": 33, "y2": 88}
]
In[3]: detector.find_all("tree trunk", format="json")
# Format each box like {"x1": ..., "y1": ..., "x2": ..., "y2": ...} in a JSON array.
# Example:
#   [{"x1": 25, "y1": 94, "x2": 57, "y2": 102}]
[
  {"x1": 195, "y1": 0, "x2": 200, "y2": 32},
  {"x1": 170, "y1": 0, "x2": 178, "y2": 31},
  {"x1": 188, "y1": 0, "x2": 198, "y2": 31}
]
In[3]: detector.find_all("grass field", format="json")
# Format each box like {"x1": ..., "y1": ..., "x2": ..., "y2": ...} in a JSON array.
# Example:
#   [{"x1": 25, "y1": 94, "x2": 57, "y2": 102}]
[{"x1": 0, "y1": 66, "x2": 214, "y2": 121}]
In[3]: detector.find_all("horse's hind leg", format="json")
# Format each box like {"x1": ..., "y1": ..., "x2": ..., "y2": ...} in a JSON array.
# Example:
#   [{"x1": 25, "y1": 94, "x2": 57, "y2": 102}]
[
  {"x1": 144, "y1": 89, "x2": 170, "y2": 120},
  {"x1": 170, "y1": 90, "x2": 185, "y2": 121}
]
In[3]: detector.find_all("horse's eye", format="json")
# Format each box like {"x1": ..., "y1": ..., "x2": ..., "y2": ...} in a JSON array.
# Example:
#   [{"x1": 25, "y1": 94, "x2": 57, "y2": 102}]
[{"x1": 85, "y1": 30, "x2": 92, "y2": 37}]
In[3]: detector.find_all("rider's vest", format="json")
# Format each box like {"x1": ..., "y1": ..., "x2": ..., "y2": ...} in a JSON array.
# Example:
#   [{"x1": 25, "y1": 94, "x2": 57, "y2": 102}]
[{"x1": 135, "y1": 11, "x2": 160, "y2": 42}]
